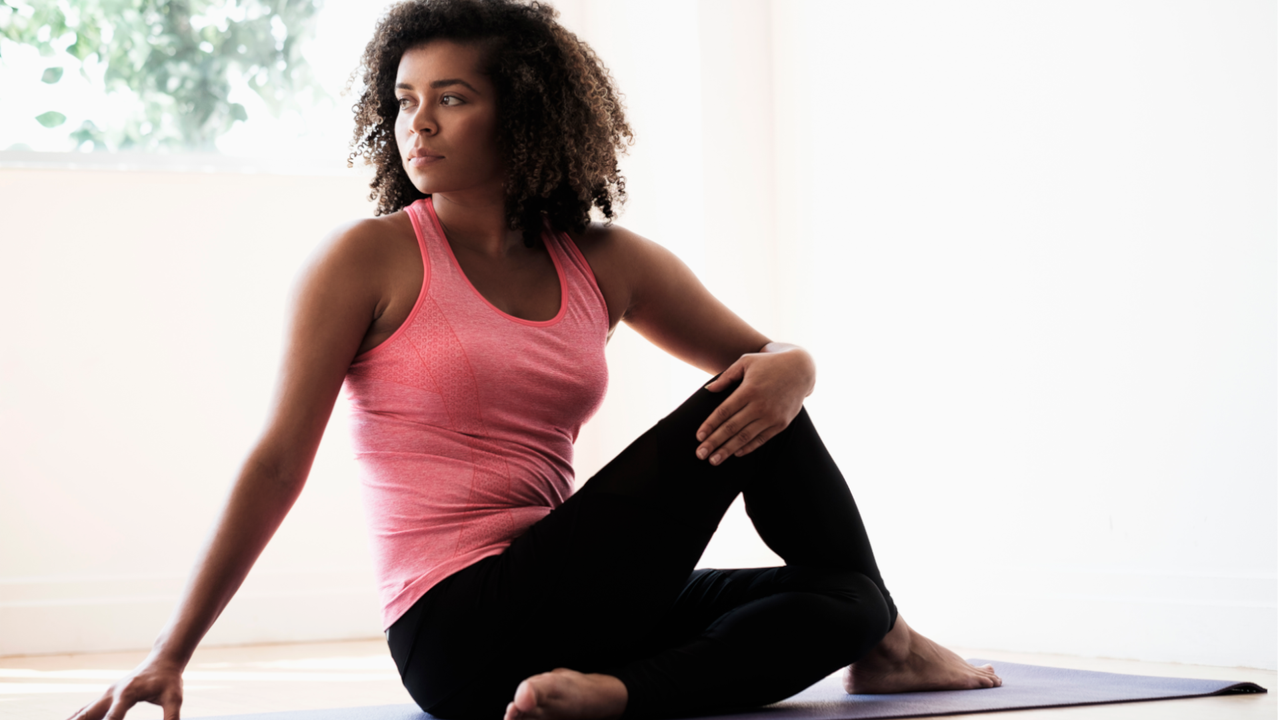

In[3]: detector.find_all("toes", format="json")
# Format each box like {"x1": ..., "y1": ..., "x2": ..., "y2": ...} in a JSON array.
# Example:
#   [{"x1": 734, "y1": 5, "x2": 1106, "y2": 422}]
[
  {"x1": 969, "y1": 663, "x2": 1000, "y2": 689},
  {"x1": 513, "y1": 679, "x2": 540, "y2": 716}
]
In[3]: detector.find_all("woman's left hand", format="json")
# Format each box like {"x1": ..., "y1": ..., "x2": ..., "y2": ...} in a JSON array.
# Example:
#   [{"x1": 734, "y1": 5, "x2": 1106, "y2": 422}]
[{"x1": 695, "y1": 343, "x2": 816, "y2": 465}]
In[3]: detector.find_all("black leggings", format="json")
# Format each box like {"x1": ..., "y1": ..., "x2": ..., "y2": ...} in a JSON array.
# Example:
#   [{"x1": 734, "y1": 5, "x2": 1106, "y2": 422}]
[{"x1": 386, "y1": 376, "x2": 898, "y2": 720}]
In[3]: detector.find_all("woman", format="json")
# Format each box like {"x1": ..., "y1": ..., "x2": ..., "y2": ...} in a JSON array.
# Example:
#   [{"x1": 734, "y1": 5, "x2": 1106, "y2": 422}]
[{"x1": 71, "y1": 2, "x2": 1000, "y2": 719}]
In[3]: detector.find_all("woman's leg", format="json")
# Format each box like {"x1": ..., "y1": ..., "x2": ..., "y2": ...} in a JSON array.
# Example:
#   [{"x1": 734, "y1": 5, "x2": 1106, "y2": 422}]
[
  {"x1": 598, "y1": 564, "x2": 890, "y2": 718},
  {"x1": 519, "y1": 376, "x2": 896, "y2": 687},
  {"x1": 565, "y1": 383, "x2": 901, "y2": 718},
  {"x1": 600, "y1": 384, "x2": 1000, "y2": 711},
  {"x1": 391, "y1": 376, "x2": 981, "y2": 720},
  {"x1": 397, "y1": 376, "x2": 886, "y2": 717},
  {"x1": 737, "y1": 404, "x2": 896, "y2": 612}
]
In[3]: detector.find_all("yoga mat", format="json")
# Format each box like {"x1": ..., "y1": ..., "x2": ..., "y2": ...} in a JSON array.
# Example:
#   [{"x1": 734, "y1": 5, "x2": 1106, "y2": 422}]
[{"x1": 192, "y1": 659, "x2": 1266, "y2": 720}]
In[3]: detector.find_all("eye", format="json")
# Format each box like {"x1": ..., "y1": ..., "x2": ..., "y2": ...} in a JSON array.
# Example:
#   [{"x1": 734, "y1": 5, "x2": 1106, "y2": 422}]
[
  {"x1": 396, "y1": 96, "x2": 414, "y2": 110},
  {"x1": 440, "y1": 94, "x2": 464, "y2": 106}
]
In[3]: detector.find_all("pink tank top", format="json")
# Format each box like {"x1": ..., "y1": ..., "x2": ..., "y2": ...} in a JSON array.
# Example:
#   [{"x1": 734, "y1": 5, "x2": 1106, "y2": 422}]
[{"x1": 342, "y1": 197, "x2": 610, "y2": 629}]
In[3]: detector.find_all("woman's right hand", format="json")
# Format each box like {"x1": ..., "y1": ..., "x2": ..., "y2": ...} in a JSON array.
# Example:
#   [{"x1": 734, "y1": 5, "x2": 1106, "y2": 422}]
[{"x1": 69, "y1": 654, "x2": 184, "y2": 720}]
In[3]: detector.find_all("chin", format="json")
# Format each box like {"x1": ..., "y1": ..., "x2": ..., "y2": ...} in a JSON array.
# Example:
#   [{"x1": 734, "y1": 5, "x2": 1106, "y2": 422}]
[
  {"x1": 402, "y1": 166, "x2": 502, "y2": 198},
  {"x1": 403, "y1": 168, "x2": 439, "y2": 195}
]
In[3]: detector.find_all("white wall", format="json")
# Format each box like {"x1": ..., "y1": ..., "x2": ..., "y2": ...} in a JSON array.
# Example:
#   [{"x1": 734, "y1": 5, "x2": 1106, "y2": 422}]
[
  {"x1": 770, "y1": 0, "x2": 1277, "y2": 671},
  {"x1": 552, "y1": 0, "x2": 1278, "y2": 670},
  {"x1": 0, "y1": 0, "x2": 1274, "y2": 670},
  {"x1": 0, "y1": 163, "x2": 385, "y2": 655}
]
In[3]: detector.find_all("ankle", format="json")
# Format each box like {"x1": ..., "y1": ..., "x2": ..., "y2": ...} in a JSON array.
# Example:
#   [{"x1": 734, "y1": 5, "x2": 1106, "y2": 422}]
[{"x1": 868, "y1": 616, "x2": 913, "y2": 664}]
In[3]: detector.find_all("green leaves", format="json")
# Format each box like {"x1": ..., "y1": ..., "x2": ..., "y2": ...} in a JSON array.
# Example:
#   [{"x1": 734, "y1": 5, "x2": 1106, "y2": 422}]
[
  {"x1": 69, "y1": 120, "x2": 107, "y2": 150},
  {"x1": 35, "y1": 110, "x2": 66, "y2": 127},
  {"x1": 4, "y1": 0, "x2": 324, "y2": 152}
]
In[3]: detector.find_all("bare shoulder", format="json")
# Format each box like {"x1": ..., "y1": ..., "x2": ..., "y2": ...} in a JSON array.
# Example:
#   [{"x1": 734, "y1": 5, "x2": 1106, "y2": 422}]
[
  {"x1": 565, "y1": 221, "x2": 680, "y2": 283},
  {"x1": 300, "y1": 211, "x2": 417, "y2": 313},
  {"x1": 313, "y1": 212, "x2": 414, "y2": 268},
  {"x1": 280, "y1": 210, "x2": 419, "y2": 358},
  {"x1": 564, "y1": 221, "x2": 664, "y2": 329},
  {"x1": 567, "y1": 220, "x2": 691, "y2": 289},
  {"x1": 565, "y1": 221, "x2": 765, "y2": 372},
  {"x1": 566, "y1": 220, "x2": 656, "y2": 262}
]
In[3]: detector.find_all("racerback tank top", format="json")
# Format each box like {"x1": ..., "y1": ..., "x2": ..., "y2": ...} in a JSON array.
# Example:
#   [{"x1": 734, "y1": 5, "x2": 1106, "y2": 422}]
[{"x1": 342, "y1": 197, "x2": 610, "y2": 629}]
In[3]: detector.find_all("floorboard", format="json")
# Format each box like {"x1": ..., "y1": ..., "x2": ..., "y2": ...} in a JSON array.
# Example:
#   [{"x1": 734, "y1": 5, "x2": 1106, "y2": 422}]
[{"x1": 1, "y1": 640, "x2": 1271, "y2": 720}]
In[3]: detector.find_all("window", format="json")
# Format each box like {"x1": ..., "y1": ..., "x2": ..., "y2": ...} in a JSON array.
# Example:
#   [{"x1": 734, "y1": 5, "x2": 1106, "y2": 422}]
[{"x1": 0, "y1": 0, "x2": 393, "y2": 171}]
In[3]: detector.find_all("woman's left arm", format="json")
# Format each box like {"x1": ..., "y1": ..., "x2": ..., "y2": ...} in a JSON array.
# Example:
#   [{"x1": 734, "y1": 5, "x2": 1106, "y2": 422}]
[{"x1": 580, "y1": 224, "x2": 816, "y2": 465}]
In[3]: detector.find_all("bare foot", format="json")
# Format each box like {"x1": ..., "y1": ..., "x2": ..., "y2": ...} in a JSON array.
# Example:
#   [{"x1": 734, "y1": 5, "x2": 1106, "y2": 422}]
[
  {"x1": 843, "y1": 616, "x2": 1002, "y2": 694},
  {"x1": 504, "y1": 668, "x2": 628, "y2": 720}
]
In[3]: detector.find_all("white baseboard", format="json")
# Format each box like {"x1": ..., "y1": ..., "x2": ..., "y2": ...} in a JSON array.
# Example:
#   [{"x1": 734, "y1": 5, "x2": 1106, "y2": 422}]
[{"x1": 890, "y1": 566, "x2": 1277, "y2": 670}]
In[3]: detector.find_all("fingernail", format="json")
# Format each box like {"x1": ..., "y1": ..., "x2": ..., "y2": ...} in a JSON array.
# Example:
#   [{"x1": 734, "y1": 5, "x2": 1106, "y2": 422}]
[
  {"x1": 697, "y1": 448, "x2": 708, "y2": 459},
  {"x1": 696, "y1": 432, "x2": 706, "y2": 441},
  {"x1": 711, "y1": 454, "x2": 722, "y2": 465}
]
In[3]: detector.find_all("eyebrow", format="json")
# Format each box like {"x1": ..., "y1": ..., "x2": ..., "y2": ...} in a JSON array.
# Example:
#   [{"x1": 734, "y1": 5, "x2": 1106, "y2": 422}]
[{"x1": 395, "y1": 78, "x2": 480, "y2": 93}]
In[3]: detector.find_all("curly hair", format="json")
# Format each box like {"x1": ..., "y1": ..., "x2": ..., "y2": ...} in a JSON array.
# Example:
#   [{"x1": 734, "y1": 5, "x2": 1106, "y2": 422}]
[{"x1": 347, "y1": 0, "x2": 633, "y2": 247}]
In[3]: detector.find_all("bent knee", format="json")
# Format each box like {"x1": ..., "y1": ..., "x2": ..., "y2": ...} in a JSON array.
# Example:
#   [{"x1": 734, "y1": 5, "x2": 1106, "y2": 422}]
[{"x1": 783, "y1": 567, "x2": 892, "y2": 646}]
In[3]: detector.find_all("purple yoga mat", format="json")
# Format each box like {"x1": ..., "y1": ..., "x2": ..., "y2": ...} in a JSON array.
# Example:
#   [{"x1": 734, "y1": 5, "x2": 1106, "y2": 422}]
[{"x1": 191, "y1": 659, "x2": 1266, "y2": 720}]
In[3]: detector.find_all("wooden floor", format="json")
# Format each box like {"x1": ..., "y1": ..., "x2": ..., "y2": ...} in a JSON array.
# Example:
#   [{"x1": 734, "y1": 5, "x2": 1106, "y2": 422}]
[{"x1": 1, "y1": 640, "x2": 1272, "y2": 720}]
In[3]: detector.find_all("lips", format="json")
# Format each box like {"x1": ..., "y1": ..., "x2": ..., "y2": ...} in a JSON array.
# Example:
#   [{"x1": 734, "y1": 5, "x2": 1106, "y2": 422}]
[{"x1": 408, "y1": 148, "x2": 443, "y2": 167}]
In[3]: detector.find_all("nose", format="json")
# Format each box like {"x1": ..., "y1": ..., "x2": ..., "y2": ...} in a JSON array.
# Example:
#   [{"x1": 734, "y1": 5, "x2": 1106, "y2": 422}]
[{"x1": 410, "y1": 103, "x2": 437, "y2": 137}]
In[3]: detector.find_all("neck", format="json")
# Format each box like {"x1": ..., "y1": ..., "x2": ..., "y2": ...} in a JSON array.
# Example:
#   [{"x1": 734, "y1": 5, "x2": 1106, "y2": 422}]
[{"x1": 432, "y1": 189, "x2": 528, "y2": 258}]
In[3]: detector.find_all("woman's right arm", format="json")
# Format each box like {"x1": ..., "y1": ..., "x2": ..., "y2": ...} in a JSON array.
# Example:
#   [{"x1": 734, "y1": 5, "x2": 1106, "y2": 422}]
[{"x1": 70, "y1": 217, "x2": 394, "y2": 720}]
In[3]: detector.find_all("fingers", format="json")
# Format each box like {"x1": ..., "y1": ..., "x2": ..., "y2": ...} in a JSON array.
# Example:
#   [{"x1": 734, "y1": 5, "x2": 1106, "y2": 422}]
[
  {"x1": 697, "y1": 354, "x2": 805, "y2": 462},
  {"x1": 100, "y1": 680, "x2": 178, "y2": 720},
  {"x1": 697, "y1": 412, "x2": 773, "y2": 465},
  {"x1": 69, "y1": 694, "x2": 112, "y2": 720},
  {"x1": 696, "y1": 384, "x2": 779, "y2": 464},
  {"x1": 695, "y1": 390, "x2": 744, "y2": 446},
  {"x1": 161, "y1": 688, "x2": 184, "y2": 720},
  {"x1": 73, "y1": 663, "x2": 183, "y2": 720},
  {"x1": 733, "y1": 424, "x2": 782, "y2": 458},
  {"x1": 103, "y1": 694, "x2": 137, "y2": 720}
]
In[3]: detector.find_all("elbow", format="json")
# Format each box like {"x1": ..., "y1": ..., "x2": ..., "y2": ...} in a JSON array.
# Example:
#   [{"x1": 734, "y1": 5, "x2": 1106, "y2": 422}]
[{"x1": 243, "y1": 450, "x2": 310, "y2": 497}]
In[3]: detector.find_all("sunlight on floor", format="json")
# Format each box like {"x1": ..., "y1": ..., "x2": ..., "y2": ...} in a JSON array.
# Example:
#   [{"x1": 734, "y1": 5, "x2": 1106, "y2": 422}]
[{"x1": 0, "y1": 640, "x2": 1272, "y2": 719}]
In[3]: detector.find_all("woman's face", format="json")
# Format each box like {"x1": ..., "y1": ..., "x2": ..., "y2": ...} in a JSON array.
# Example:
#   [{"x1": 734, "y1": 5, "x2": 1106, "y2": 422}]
[{"x1": 394, "y1": 40, "x2": 504, "y2": 197}]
